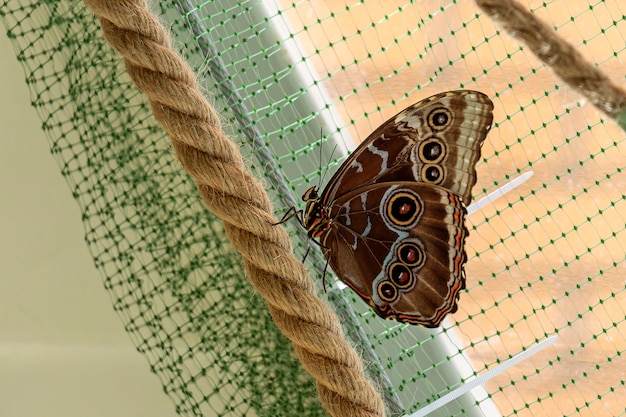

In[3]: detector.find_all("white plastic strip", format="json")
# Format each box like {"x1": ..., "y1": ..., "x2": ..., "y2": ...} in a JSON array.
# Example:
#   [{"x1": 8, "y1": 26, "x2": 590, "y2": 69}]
[
  {"x1": 406, "y1": 335, "x2": 558, "y2": 417},
  {"x1": 468, "y1": 171, "x2": 534, "y2": 215}
]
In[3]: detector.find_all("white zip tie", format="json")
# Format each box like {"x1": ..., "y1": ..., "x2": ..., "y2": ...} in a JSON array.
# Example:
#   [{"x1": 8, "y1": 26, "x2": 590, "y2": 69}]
[
  {"x1": 406, "y1": 335, "x2": 558, "y2": 417},
  {"x1": 468, "y1": 171, "x2": 534, "y2": 215}
]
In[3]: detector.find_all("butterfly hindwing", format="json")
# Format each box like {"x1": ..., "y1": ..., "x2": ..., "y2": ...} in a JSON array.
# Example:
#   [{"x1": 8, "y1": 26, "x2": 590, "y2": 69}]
[{"x1": 321, "y1": 182, "x2": 467, "y2": 327}]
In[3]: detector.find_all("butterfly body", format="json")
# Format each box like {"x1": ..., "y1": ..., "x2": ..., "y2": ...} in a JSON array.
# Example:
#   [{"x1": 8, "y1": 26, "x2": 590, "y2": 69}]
[{"x1": 303, "y1": 90, "x2": 493, "y2": 327}]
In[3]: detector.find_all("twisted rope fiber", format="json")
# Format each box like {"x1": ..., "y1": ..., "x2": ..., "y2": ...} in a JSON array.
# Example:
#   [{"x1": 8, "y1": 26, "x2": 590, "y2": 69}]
[
  {"x1": 83, "y1": 1, "x2": 386, "y2": 416},
  {"x1": 475, "y1": 0, "x2": 626, "y2": 124}
]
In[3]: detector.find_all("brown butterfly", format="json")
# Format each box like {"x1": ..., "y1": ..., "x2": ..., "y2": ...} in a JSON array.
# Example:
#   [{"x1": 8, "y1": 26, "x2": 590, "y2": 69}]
[{"x1": 302, "y1": 90, "x2": 494, "y2": 327}]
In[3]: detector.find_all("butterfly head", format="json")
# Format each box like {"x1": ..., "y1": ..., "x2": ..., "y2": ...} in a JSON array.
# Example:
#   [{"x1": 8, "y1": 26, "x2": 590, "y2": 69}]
[{"x1": 302, "y1": 186, "x2": 319, "y2": 202}]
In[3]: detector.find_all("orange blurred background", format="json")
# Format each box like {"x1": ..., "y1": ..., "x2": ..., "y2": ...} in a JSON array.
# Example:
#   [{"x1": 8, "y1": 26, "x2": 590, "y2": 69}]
[{"x1": 280, "y1": 1, "x2": 626, "y2": 415}]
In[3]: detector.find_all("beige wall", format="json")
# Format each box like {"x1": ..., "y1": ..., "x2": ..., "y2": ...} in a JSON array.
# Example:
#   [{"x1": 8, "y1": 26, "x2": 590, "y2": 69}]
[{"x1": 0, "y1": 30, "x2": 177, "y2": 417}]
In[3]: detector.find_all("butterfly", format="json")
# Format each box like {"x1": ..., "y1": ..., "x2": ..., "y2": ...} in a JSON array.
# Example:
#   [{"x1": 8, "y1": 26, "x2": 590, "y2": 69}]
[{"x1": 301, "y1": 90, "x2": 494, "y2": 327}]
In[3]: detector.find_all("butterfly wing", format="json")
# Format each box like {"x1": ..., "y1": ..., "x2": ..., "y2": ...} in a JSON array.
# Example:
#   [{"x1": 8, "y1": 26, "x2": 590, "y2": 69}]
[
  {"x1": 321, "y1": 90, "x2": 493, "y2": 204},
  {"x1": 308, "y1": 90, "x2": 492, "y2": 326},
  {"x1": 322, "y1": 182, "x2": 467, "y2": 327}
]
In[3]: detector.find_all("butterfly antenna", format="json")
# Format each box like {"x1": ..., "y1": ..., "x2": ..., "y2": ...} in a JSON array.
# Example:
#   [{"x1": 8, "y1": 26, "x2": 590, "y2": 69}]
[
  {"x1": 318, "y1": 142, "x2": 339, "y2": 190},
  {"x1": 316, "y1": 128, "x2": 326, "y2": 190}
]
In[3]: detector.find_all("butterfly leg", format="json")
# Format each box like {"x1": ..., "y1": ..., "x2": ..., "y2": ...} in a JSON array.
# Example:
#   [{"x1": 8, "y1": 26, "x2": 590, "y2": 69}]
[
  {"x1": 299, "y1": 238, "x2": 331, "y2": 292},
  {"x1": 301, "y1": 236, "x2": 329, "y2": 262},
  {"x1": 302, "y1": 241, "x2": 312, "y2": 263},
  {"x1": 272, "y1": 206, "x2": 303, "y2": 226},
  {"x1": 321, "y1": 255, "x2": 331, "y2": 293}
]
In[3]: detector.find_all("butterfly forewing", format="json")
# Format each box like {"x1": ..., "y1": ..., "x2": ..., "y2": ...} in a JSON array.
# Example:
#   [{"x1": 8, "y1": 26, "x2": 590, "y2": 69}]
[
  {"x1": 305, "y1": 90, "x2": 493, "y2": 327},
  {"x1": 321, "y1": 90, "x2": 493, "y2": 205}
]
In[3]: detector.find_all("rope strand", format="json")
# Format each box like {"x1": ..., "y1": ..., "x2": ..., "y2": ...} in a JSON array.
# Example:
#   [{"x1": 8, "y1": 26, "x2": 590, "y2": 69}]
[
  {"x1": 475, "y1": 0, "x2": 626, "y2": 129},
  {"x1": 83, "y1": 1, "x2": 386, "y2": 416}
]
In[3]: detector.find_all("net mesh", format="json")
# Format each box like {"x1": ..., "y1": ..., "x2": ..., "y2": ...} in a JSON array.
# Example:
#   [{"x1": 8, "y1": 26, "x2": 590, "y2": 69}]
[{"x1": 2, "y1": 1, "x2": 626, "y2": 416}]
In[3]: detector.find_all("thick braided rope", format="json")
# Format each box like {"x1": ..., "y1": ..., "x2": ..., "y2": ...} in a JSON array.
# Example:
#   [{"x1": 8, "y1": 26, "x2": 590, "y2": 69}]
[
  {"x1": 83, "y1": 1, "x2": 386, "y2": 416},
  {"x1": 475, "y1": 0, "x2": 626, "y2": 128}
]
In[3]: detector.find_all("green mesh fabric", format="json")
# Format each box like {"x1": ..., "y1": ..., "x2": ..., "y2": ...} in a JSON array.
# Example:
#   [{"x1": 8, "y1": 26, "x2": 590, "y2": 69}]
[{"x1": 2, "y1": 1, "x2": 626, "y2": 417}]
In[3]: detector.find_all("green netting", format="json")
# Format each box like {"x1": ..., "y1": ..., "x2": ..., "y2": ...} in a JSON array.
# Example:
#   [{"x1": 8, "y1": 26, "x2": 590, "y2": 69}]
[{"x1": 2, "y1": 1, "x2": 626, "y2": 416}]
